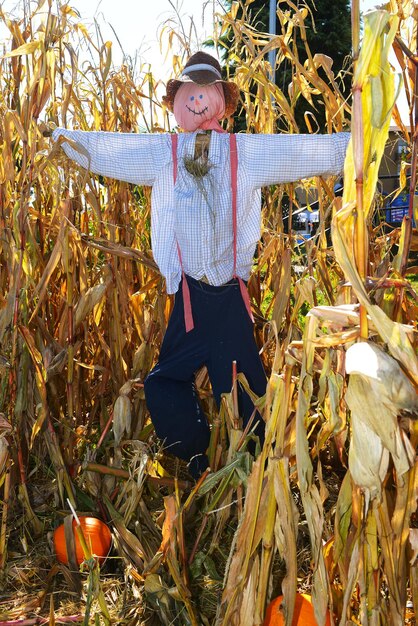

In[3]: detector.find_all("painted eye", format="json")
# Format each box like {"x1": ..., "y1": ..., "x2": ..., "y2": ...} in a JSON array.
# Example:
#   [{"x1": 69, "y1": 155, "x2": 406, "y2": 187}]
[
  {"x1": 199, "y1": 94, "x2": 203, "y2": 99},
  {"x1": 190, "y1": 96, "x2": 195, "y2": 101}
]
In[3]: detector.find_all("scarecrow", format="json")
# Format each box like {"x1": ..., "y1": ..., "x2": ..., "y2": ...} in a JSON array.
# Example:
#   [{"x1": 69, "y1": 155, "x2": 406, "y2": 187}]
[{"x1": 52, "y1": 51, "x2": 349, "y2": 478}]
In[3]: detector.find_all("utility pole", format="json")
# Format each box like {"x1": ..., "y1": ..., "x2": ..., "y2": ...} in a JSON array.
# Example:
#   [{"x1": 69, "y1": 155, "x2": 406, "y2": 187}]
[{"x1": 269, "y1": 0, "x2": 277, "y2": 83}]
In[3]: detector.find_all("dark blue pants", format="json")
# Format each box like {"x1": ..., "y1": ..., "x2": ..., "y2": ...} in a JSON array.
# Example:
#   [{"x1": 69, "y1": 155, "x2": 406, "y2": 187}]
[{"x1": 144, "y1": 276, "x2": 266, "y2": 477}]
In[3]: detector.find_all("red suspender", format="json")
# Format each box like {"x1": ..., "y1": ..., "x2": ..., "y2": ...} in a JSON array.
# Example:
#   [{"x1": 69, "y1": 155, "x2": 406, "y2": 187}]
[
  {"x1": 171, "y1": 133, "x2": 178, "y2": 183},
  {"x1": 171, "y1": 134, "x2": 194, "y2": 332},
  {"x1": 171, "y1": 133, "x2": 253, "y2": 333},
  {"x1": 229, "y1": 135, "x2": 254, "y2": 323}
]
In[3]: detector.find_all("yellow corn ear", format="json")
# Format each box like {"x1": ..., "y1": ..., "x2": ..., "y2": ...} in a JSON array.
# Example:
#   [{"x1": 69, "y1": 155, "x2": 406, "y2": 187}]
[
  {"x1": 343, "y1": 11, "x2": 399, "y2": 230},
  {"x1": 113, "y1": 393, "x2": 132, "y2": 448}
]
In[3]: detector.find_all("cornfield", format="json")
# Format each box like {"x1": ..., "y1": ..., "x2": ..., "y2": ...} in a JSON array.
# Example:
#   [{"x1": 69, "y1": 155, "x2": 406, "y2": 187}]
[{"x1": 0, "y1": 0, "x2": 417, "y2": 624}]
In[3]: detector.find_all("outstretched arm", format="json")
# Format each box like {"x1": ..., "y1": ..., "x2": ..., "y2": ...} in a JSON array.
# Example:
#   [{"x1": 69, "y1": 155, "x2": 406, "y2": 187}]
[
  {"x1": 52, "y1": 128, "x2": 169, "y2": 186},
  {"x1": 238, "y1": 132, "x2": 350, "y2": 188}
]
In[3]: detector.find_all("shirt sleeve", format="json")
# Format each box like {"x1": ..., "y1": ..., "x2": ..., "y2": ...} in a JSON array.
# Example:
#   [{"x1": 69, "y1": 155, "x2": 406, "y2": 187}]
[
  {"x1": 52, "y1": 128, "x2": 168, "y2": 185},
  {"x1": 238, "y1": 132, "x2": 350, "y2": 188}
]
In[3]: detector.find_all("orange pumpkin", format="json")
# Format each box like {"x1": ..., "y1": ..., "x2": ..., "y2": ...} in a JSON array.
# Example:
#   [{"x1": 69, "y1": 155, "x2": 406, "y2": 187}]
[
  {"x1": 264, "y1": 593, "x2": 331, "y2": 626},
  {"x1": 53, "y1": 516, "x2": 112, "y2": 566}
]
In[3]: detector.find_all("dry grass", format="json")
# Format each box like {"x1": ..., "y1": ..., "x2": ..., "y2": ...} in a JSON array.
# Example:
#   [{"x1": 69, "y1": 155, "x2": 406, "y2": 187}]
[{"x1": 0, "y1": 1, "x2": 417, "y2": 625}]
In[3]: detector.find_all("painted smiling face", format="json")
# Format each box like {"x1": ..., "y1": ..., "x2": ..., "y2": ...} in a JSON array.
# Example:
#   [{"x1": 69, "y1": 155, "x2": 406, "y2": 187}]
[{"x1": 173, "y1": 82, "x2": 226, "y2": 132}]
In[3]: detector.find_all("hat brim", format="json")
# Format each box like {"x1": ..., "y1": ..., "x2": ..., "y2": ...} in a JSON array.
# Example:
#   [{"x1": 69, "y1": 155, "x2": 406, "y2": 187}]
[{"x1": 175, "y1": 69, "x2": 223, "y2": 85}]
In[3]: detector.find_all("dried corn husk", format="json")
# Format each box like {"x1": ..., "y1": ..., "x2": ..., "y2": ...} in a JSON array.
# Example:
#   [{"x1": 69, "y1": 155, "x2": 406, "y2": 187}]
[
  {"x1": 346, "y1": 341, "x2": 416, "y2": 497},
  {"x1": 348, "y1": 412, "x2": 389, "y2": 499},
  {"x1": 0, "y1": 437, "x2": 9, "y2": 480},
  {"x1": 113, "y1": 392, "x2": 132, "y2": 448},
  {"x1": 74, "y1": 278, "x2": 110, "y2": 329},
  {"x1": 346, "y1": 341, "x2": 418, "y2": 413}
]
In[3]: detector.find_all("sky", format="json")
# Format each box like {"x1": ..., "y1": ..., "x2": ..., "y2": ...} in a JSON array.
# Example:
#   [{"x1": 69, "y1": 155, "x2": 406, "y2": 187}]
[
  {"x1": 0, "y1": 0, "x2": 381, "y2": 80},
  {"x1": 0, "y1": 0, "x2": 221, "y2": 78},
  {"x1": 70, "y1": 0, "x2": 219, "y2": 76}
]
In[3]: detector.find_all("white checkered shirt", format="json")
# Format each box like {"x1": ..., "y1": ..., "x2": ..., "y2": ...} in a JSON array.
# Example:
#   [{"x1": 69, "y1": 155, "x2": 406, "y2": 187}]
[{"x1": 53, "y1": 128, "x2": 350, "y2": 293}]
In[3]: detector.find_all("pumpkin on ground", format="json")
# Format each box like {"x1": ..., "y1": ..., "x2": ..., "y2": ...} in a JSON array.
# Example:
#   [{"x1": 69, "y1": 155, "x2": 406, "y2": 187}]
[
  {"x1": 263, "y1": 593, "x2": 332, "y2": 626},
  {"x1": 54, "y1": 515, "x2": 112, "y2": 566}
]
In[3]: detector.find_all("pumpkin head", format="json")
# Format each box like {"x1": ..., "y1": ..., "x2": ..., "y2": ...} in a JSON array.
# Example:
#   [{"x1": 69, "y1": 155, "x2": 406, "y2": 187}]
[
  {"x1": 53, "y1": 515, "x2": 112, "y2": 566},
  {"x1": 263, "y1": 593, "x2": 332, "y2": 626},
  {"x1": 173, "y1": 82, "x2": 226, "y2": 132}
]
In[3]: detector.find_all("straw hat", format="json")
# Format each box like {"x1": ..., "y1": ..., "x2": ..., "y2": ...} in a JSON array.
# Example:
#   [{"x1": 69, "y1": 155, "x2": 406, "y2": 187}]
[{"x1": 162, "y1": 51, "x2": 240, "y2": 118}]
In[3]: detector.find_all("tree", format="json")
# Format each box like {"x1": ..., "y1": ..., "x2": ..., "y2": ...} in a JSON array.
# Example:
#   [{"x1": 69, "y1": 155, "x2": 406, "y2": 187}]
[{"x1": 216, "y1": 0, "x2": 352, "y2": 132}]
